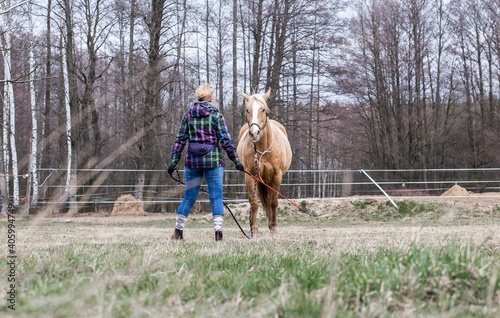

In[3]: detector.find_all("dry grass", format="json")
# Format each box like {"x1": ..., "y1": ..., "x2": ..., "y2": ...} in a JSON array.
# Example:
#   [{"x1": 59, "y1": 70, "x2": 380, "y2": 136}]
[{"x1": 15, "y1": 217, "x2": 500, "y2": 251}]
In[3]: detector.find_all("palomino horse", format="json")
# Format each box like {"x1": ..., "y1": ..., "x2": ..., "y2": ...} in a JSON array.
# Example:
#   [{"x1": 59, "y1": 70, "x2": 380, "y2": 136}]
[{"x1": 237, "y1": 89, "x2": 292, "y2": 235}]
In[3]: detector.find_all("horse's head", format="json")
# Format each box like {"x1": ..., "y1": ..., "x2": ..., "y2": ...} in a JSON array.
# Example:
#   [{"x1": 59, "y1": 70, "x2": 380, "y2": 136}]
[{"x1": 242, "y1": 89, "x2": 271, "y2": 143}]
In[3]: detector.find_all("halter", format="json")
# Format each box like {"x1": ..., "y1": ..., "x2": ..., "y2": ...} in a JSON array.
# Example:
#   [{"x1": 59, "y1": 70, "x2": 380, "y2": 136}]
[
  {"x1": 247, "y1": 112, "x2": 268, "y2": 133},
  {"x1": 247, "y1": 109, "x2": 270, "y2": 163},
  {"x1": 247, "y1": 97, "x2": 269, "y2": 134},
  {"x1": 247, "y1": 102, "x2": 271, "y2": 173},
  {"x1": 248, "y1": 111, "x2": 273, "y2": 167}
]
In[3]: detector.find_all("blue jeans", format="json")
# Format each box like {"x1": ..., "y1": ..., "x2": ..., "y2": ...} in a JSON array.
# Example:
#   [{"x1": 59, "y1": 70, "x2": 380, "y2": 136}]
[{"x1": 177, "y1": 167, "x2": 224, "y2": 217}]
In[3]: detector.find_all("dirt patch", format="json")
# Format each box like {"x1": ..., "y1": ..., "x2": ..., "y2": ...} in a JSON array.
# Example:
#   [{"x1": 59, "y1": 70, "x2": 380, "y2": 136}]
[
  {"x1": 110, "y1": 194, "x2": 146, "y2": 215},
  {"x1": 441, "y1": 184, "x2": 469, "y2": 196}
]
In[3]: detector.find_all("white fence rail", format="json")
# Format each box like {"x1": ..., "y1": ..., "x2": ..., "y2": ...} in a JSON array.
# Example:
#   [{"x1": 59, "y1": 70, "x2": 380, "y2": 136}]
[{"x1": 12, "y1": 168, "x2": 500, "y2": 213}]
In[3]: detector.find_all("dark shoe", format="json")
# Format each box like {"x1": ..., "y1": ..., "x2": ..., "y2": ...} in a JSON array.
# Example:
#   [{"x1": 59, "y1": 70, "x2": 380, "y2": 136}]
[
  {"x1": 215, "y1": 230, "x2": 223, "y2": 241},
  {"x1": 171, "y1": 228, "x2": 183, "y2": 240}
]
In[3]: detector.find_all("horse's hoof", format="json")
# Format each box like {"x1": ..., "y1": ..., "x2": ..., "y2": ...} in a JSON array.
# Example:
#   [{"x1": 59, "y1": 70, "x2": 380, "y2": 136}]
[
  {"x1": 270, "y1": 226, "x2": 278, "y2": 234},
  {"x1": 251, "y1": 226, "x2": 259, "y2": 235}
]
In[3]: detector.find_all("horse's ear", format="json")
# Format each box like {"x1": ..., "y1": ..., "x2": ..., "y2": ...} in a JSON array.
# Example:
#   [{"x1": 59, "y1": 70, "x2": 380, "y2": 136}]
[
  {"x1": 242, "y1": 91, "x2": 251, "y2": 101},
  {"x1": 263, "y1": 89, "x2": 271, "y2": 101}
]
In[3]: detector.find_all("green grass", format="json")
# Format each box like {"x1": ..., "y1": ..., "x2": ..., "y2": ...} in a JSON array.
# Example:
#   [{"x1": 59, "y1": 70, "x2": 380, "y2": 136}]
[
  {"x1": 395, "y1": 200, "x2": 438, "y2": 217},
  {"x1": 1, "y1": 215, "x2": 499, "y2": 317},
  {"x1": 7, "y1": 240, "x2": 499, "y2": 317},
  {"x1": 353, "y1": 200, "x2": 368, "y2": 209}
]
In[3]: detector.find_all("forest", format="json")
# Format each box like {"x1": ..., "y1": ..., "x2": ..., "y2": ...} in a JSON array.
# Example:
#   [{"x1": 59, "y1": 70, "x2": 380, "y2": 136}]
[{"x1": 1, "y1": 0, "x2": 500, "y2": 210}]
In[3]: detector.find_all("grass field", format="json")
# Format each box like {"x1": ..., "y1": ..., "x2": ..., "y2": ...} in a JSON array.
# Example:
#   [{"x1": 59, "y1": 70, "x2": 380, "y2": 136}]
[{"x1": 1, "y1": 199, "x2": 500, "y2": 317}]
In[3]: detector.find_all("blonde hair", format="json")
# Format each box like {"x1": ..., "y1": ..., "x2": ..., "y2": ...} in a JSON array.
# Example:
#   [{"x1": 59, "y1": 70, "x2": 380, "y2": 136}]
[{"x1": 195, "y1": 84, "x2": 214, "y2": 102}]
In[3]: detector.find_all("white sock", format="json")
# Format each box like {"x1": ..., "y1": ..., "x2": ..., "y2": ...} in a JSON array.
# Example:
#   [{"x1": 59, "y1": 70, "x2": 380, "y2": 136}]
[
  {"x1": 213, "y1": 215, "x2": 223, "y2": 231},
  {"x1": 175, "y1": 214, "x2": 187, "y2": 230}
]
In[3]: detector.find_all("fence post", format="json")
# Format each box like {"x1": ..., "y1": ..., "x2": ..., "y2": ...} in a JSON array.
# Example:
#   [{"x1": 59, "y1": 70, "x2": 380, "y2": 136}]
[{"x1": 360, "y1": 169, "x2": 399, "y2": 210}]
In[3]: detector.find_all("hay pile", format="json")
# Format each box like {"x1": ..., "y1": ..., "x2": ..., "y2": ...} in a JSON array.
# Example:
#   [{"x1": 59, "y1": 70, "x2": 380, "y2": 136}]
[
  {"x1": 110, "y1": 194, "x2": 146, "y2": 215},
  {"x1": 441, "y1": 184, "x2": 469, "y2": 196}
]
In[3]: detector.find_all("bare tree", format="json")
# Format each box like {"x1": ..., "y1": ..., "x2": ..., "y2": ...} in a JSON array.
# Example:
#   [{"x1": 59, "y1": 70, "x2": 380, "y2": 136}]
[
  {"x1": 56, "y1": 0, "x2": 80, "y2": 213},
  {"x1": 249, "y1": 0, "x2": 264, "y2": 92},
  {"x1": 231, "y1": 0, "x2": 239, "y2": 132},
  {"x1": 135, "y1": 0, "x2": 167, "y2": 201},
  {"x1": 28, "y1": 0, "x2": 38, "y2": 207},
  {"x1": 75, "y1": 0, "x2": 114, "y2": 159},
  {"x1": 265, "y1": 0, "x2": 291, "y2": 114},
  {"x1": 1, "y1": 0, "x2": 19, "y2": 207},
  {"x1": 61, "y1": 23, "x2": 74, "y2": 211}
]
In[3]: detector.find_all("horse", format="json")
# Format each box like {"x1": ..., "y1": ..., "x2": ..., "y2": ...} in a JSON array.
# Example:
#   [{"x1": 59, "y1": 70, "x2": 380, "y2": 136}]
[{"x1": 237, "y1": 89, "x2": 292, "y2": 235}]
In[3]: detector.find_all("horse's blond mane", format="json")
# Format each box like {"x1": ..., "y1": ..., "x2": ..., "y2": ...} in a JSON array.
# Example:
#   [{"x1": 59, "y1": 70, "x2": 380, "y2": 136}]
[{"x1": 250, "y1": 93, "x2": 270, "y2": 113}]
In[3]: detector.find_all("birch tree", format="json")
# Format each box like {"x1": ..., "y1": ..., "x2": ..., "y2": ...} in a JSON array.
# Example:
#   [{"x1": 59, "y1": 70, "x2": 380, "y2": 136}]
[
  {"x1": 61, "y1": 28, "x2": 73, "y2": 208},
  {"x1": 0, "y1": 27, "x2": 9, "y2": 213},
  {"x1": 40, "y1": 0, "x2": 52, "y2": 175},
  {"x1": 28, "y1": 0, "x2": 39, "y2": 206},
  {"x1": 0, "y1": 152, "x2": 5, "y2": 214},
  {"x1": 60, "y1": 0, "x2": 77, "y2": 212},
  {"x1": 1, "y1": 0, "x2": 20, "y2": 207}
]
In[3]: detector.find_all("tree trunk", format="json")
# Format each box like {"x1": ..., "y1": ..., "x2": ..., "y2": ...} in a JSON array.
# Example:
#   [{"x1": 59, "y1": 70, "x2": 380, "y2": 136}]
[
  {"x1": 250, "y1": 0, "x2": 264, "y2": 92},
  {"x1": 205, "y1": 0, "x2": 210, "y2": 83},
  {"x1": 232, "y1": 0, "x2": 238, "y2": 132},
  {"x1": 81, "y1": 0, "x2": 106, "y2": 159},
  {"x1": 266, "y1": 0, "x2": 290, "y2": 114},
  {"x1": 41, "y1": 0, "x2": 52, "y2": 193},
  {"x1": 1, "y1": 40, "x2": 10, "y2": 211},
  {"x1": 216, "y1": 0, "x2": 224, "y2": 112},
  {"x1": 0, "y1": 1, "x2": 19, "y2": 206},
  {"x1": 0, "y1": 151, "x2": 5, "y2": 214},
  {"x1": 29, "y1": 0, "x2": 39, "y2": 207},
  {"x1": 62, "y1": 0, "x2": 78, "y2": 212},
  {"x1": 137, "y1": 0, "x2": 166, "y2": 200},
  {"x1": 61, "y1": 28, "x2": 75, "y2": 213}
]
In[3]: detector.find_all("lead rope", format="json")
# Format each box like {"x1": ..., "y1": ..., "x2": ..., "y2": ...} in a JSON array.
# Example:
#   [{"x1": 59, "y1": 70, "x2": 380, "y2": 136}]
[
  {"x1": 250, "y1": 143, "x2": 259, "y2": 238},
  {"x1": 247, "y1": 140, "x2": 313, "y2": 217}
]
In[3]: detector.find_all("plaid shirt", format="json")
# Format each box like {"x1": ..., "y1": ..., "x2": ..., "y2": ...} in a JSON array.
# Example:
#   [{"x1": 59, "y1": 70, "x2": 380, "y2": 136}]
[{"x1": 170, "y1": 102, "x2": 241, "y2": 169}]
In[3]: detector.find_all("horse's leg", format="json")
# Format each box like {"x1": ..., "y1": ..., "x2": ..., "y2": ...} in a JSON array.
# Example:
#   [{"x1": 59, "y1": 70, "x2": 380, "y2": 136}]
[
  {"x1": 267, "y1": 175, "x2": 282, "y2": 234},
  {"x1": 245, "y1": 175, "x2": 259, "y2": 235},
  {"x1": 258, "y1": 179, "x2": 280, "y2": 234},
  {"x1": 267, "y1": 190, "x2": 279, "y2": 233}
]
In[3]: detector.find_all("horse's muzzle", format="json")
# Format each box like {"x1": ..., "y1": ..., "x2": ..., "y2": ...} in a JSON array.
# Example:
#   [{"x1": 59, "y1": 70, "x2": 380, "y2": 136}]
[{"x1": 249, "y1": 123, "x2": 261, "y2": 142}]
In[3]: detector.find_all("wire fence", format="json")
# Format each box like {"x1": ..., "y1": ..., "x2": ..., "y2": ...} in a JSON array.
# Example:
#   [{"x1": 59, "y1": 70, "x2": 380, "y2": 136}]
[{"x1": 11, "y1": 167, "x2": 500, "y2": 214}]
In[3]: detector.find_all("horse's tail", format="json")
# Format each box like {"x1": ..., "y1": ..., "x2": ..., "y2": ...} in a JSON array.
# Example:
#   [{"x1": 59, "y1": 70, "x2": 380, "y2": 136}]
[{"x1": 258, "y1": 183, "x2": 274, "y2": 217}]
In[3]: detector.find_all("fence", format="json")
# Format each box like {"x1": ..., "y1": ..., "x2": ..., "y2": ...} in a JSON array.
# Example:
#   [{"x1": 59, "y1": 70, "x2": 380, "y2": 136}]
[{"x1": 13, "y1": 168, "x2": 500, "y2": 213}]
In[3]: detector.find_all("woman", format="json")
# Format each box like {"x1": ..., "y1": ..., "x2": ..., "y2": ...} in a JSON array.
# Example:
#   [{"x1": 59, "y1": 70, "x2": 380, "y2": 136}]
[{"x1": 168, "y1": 84, "x2": 244, "y2": 241}]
